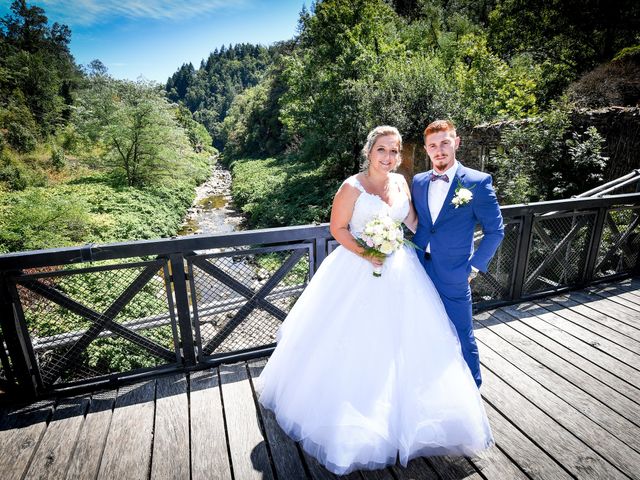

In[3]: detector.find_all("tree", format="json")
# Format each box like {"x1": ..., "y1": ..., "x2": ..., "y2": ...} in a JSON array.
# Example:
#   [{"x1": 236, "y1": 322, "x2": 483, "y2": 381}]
[
  {"x1": 0, "y1": 0, "x2": 81, "y2": 135},
  {"x1": 488, "y1": 0, "x2": 640, "y2": 104},
  {"x1": 75, "y1": 77, "x2": 195, "y2": 187},
  {"x1": 279, "y1": 0, "x2": 402, "y2": 178},
  {"x1": 165, "y1": 43, "x2": 275, "y2": 148}
]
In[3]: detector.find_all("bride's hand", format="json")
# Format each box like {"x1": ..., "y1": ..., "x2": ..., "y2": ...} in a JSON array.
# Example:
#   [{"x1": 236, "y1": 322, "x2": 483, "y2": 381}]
[{"x1": 362, "y1": 251, "x2": 384, "y2": 267}]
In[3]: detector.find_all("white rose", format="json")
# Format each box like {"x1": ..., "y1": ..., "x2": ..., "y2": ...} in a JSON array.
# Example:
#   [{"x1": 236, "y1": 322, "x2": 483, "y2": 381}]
[
  {"x1": 372, "y1": 234, "x2": 384, "y2": 246},
  {"x1": 379, "y1": 241, "x2": 394, "y2": 255},
  {"x1": 458, "y1": 188, "x2": 473, "y2": 201}
]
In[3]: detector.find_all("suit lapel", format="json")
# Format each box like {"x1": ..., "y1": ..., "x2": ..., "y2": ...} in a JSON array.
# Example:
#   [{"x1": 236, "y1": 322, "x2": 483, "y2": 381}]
[
  {"x1": 434, "y1": 164, "x2": 466, "y2": 227},
  {"x1": 423, "y1": 171, "x2": 434, "y2": 226}
]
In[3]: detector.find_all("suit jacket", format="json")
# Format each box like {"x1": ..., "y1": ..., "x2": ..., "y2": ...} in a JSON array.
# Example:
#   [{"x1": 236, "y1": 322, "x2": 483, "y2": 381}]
[{"x1": 411, "y1": 163, "x2": 504, "y2": 287}]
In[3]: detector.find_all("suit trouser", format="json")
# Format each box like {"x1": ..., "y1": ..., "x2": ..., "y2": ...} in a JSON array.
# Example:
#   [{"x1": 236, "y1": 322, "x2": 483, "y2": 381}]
[{"x1": 424, "y1": 259, "x2": 482, "y2": 387}]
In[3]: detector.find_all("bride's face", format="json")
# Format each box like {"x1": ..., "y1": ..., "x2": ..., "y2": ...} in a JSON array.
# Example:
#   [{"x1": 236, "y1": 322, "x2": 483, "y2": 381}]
[{"x1": 368, "y1": 135, "x2": 401, "y2": 174}]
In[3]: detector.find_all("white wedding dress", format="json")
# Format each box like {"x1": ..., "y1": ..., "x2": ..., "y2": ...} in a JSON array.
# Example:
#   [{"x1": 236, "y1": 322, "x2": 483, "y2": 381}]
[{"x1": 256, "y1": 174, "x2": 493, "y2": 475}]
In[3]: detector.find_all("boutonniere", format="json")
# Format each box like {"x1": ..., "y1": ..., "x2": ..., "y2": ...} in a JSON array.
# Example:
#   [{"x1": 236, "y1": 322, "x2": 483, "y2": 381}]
[{"x1": 451, "y1": 180, "x2": 475, "y2": 208}]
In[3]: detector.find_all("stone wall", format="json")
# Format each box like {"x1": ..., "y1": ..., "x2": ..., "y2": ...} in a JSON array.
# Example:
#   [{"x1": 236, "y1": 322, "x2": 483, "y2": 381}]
[{"x1": 457, "y1": 107, "x2": 640, "y2": 181}]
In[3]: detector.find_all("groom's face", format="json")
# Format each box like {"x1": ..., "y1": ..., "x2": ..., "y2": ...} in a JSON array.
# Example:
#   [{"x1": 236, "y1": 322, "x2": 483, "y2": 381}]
[{"x1": 424, "y1": 130, "x2": 460, "y2": 174}]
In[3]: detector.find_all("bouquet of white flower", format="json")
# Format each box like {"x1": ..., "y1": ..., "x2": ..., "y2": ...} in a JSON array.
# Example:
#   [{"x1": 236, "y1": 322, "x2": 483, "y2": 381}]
[{"x1": 355, "y1": 215, "x2": 411, "y2": 277}]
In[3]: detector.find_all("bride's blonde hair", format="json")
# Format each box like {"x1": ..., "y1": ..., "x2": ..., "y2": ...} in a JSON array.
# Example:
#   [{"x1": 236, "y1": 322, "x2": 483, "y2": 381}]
[{"x1": 361, "y1": 126, "x2": 403, "y2": 172}]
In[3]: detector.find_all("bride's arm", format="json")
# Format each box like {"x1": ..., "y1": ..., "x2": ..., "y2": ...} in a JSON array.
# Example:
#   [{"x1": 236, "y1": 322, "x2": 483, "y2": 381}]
[
  {"x1": 329, "y1": 184, "x2": 383, "y2": 267},
  {"x1": 400, "y1": 177, "x2": 417, "y2": 233}
]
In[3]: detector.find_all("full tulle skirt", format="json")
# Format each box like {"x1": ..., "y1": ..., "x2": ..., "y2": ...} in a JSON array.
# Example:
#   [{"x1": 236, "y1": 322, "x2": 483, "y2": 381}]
[{"x1": 255, "y1": 245, "x2": 493, "y2": 475}]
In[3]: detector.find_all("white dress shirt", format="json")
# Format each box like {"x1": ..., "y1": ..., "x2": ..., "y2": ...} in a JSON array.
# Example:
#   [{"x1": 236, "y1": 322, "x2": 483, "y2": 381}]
[
  {"x1": 429, "y1": 160, "x2": 458, "y2": 223},
  {"x1": 426, "y1": 161, "x2": 458, "y2": 253}
]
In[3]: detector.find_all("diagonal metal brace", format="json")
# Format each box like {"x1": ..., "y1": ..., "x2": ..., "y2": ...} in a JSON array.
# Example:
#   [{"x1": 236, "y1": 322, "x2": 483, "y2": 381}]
[
  {"x1": 191, "y1": 257, "x2": 290, "y2": 321},
  {"x1": 531, "y1": 221, "x2": 577, "y2": 276},
  {"x1": 19, "y1": 262, "x2": 174, "y2": 384},
  {"x1": 595, "y1": 212, "x2": 640, "y2": 273},
  {"x1": 198, "y1": 249, "x2": 306, "y2": 356},
  {"x1": 525, "y1": 217, "x2": 588, "y2": 289}
]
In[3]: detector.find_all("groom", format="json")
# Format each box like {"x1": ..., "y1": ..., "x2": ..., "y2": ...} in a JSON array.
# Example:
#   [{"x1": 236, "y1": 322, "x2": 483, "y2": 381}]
[{"x1": 411, "y1": 120, "x2": 504, "y2": 387}]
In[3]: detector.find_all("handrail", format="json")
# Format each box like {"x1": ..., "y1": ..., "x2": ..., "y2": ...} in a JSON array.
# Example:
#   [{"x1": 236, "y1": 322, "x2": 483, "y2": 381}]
[
  {"x1": 575, "y1": 169, "x2": 640, "y2": 198},
  {"x1": 1, "y1": 193, "x2": 639, "y2": 271},
  {"x1": 0, "y1": 223, "x2": 332, "y2": 270}
]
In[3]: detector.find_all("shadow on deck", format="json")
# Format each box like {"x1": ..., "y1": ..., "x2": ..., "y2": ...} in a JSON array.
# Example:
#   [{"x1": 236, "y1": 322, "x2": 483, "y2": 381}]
[{"x1": 1, "y1": 278, "x2": 639, "y2": 480}]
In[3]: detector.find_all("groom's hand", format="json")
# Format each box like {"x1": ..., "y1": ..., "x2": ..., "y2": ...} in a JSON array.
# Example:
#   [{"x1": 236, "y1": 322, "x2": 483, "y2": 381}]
[{"x1": 468, "y1": 268, "x2": 478, "y2": 284}]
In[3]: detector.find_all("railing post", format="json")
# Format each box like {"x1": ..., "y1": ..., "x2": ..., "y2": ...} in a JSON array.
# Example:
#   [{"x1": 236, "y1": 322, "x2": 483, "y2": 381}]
[
  {"x1": 0, "y1": 273, "x2": 38, "y2": 398},
  {"x1": 313, "y1": 237, "x2": 328, "y2": 273},
  {"x1": 582, "y1": 206, "x2": 608, "y2": 283},
  {"x1": 169, "y1": 254, "x2": 196, "y2": 367},
  {"x1": 511, "y1": 212, "x2": 534, "y2": 302}
]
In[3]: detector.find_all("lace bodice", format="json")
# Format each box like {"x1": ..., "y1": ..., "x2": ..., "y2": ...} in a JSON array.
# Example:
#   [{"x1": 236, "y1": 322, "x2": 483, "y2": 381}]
[{"x1": 343, "y1": 174, "x2": 410, "y2": 237}]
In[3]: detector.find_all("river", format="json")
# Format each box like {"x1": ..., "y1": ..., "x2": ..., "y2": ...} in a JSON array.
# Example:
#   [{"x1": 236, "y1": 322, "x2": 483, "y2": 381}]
[{"x1": 178, "y1": 163, "x2": 244, "y2": 237}]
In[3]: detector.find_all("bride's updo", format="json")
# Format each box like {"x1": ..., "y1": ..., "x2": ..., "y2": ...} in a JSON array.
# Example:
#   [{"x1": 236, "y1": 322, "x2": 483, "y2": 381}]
[{"x1": 361, "y1": 125, "x2": 403, "y2": 172}]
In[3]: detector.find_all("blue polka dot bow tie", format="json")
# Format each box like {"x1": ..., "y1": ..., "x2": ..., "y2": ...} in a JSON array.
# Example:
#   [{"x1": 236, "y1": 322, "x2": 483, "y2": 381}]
[{"x1": 429, "y1": 172, "x2": 449, "y2": 182}]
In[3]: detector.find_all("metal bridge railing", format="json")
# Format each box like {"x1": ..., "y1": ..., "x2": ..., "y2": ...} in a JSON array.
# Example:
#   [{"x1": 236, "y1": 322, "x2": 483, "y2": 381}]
[{"x1": 0, "y1": 193, "x2": 639, "y2": 399}]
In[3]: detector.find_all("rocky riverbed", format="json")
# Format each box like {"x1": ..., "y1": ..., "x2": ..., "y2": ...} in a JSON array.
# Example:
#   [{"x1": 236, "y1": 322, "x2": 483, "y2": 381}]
[{"x1": 178, "y1": 163, "x2": 244, "y2": 236}]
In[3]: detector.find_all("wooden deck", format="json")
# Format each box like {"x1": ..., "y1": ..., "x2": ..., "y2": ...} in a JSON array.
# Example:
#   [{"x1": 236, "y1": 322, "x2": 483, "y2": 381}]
[{"x1": 1, "y1": 277, "x2": 639, "y2": 480}]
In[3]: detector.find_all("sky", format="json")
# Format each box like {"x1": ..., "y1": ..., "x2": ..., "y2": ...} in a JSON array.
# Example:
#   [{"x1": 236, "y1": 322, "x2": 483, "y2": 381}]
[{"x1": 0, "y1": 0, "x2": 307, "y2": 83}]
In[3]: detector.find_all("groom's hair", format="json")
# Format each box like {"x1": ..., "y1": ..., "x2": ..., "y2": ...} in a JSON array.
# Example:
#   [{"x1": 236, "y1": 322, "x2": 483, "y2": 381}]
[{"x1": 423, "y1": 119, "x2": 456, "y2": 142}]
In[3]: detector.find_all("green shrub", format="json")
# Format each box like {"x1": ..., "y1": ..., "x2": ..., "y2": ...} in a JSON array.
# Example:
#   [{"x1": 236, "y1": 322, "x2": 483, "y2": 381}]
[
  {"x1": 6, "y1": 121, "x2": 37, "y2": 153},
  {"x1": 0, "y1": 150, "x2": 28, "y2": 191},
  {"x1": 230, "y1": 156, "x2": 338, "y2": 228},
  {"x1": 50, "y1": 146, "x2": 66, "y2": 171}
]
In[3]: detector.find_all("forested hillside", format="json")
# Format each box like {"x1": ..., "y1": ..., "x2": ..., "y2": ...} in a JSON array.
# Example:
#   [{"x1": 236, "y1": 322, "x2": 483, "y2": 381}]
[
  {"x1": 0, "y1": 1, "x2": 214, "y2": 253},
  {"x1": 164, "y1": 0, "x2": 639, "y2": 228},
  {"x1": 165, "y1": 43, "x2": 280, "y2": 150}
]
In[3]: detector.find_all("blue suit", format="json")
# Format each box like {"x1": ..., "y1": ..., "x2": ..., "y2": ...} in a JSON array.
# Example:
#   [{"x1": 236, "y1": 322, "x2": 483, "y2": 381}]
[{"x1": 411, "y1": 163, "x2": 504, "y2": 387}]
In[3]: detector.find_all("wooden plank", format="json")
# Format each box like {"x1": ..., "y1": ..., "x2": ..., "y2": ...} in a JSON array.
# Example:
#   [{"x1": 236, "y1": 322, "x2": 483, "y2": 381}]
[
  {"x1": 552, "y1": 293, "x2": 640, "y2": 343},
  {"x1": 0, "y1": 400, "x2": 54, "y2": 480},
  {"x1": 533, "y1": 298, "x2": 640, "y2": 369},
  {"x1": 23, "y1": 395, "x2": 89, "y2": 479},
  {"x1": 588, "y1": 284, "x2": 640, "y2": 310},
  {"x1": 504, "y1": 302, "x2": 640, "y2": 386},
  {"x1": 150, "y1": 373, "x2": 189, "y2": 479},
  {"x1": 479, "y1": 339, "x2": 638, "y2": 478},
  {"x1": 546, "y1": 297, "x2": 640, "y2": 344},
  {"x1": 488, "y1": 307, "x2": 640, "y2": 404},
  {"x1": 96, "y1": 380, "x2": 156, "y2": 480},
  {"x1": 391, "y1": 457, "x2": 439, "y2": 479},
  {"x1": 301, "y1": 450, "x2": 363, "y2": 480},
  {"x1": 480, "y1": 309, "x2": 640, "y2": 424},
  {"x1": 562, "y1": 289, "x2": 640, "y2": 330},
  {"x1": 611, "y1": 279, "x2": 640, "y2": 299},
  {"x1": 468, "y1": 445, "x2": 529, "y2": 480},
  {"x1": 479, "y1": 402, "x2": 565, "y2": 479},
  {"x1": 247, "y1": 358, "x2": 308, "y2": 480},
  {"x1": 359, "y1": 467, "x2": 396, "y2": 480},
  {"x1": 479, "y1": 358, "x2": 627, "y2": 479},
  {"x1": 66, "y1": 389, "x2": 116, "y2": 480},
  {"x1": 579, "y1": 286, "x2": 640, "y2": 315},
  {"x1": 426, "y1": 456, "x2": 482, "y2": 479},
  {"x1": 219, "y1": 362, "x2": 274, "y2": 480},
  {"x1": 469, "y1": 405, "x2": 529, "y2": 480},
  {"x1": 476, "y1": 319, "x2": 640, "y2": 451},
  {"x1": 190, "y1": 368, "x2": 232, "y2": 480}
]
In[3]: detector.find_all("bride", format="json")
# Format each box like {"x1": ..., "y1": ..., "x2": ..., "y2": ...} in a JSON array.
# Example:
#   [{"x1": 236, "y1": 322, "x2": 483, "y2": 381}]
[{"x1": 256, "y1": 126, "x2": 493, "y2": 475}]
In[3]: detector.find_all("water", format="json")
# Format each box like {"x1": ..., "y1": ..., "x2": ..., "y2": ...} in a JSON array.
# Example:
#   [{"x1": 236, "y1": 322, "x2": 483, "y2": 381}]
[{"x1": 177, "y1": 163, "x2": 244, "y2": 237}]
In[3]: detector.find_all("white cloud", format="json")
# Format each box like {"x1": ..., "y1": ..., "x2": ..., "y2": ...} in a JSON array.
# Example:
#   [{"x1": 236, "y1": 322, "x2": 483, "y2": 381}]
[{"x1": 38, "y1": 0, "x2": 250, "y2": 26}]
